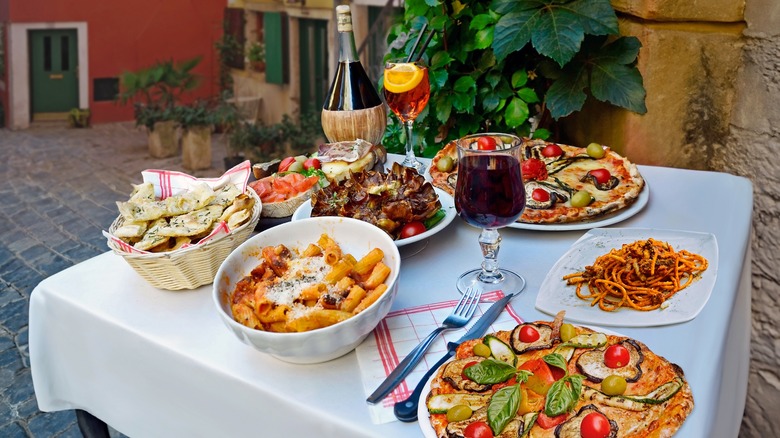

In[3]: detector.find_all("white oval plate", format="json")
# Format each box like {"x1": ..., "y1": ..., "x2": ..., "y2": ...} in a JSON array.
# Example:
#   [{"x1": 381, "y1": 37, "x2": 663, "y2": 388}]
[
  {"x1": 535, "y1": 227, "x2": 719, "y2": 327},
  {"x1": 291, "y1": 188, "x2": 457, "y2": 247}
]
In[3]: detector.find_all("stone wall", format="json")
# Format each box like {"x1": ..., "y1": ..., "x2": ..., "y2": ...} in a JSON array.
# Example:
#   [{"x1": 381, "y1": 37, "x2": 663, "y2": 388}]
[{"x1": 563, "y1": 1, "x2": 779, "y2": 436}]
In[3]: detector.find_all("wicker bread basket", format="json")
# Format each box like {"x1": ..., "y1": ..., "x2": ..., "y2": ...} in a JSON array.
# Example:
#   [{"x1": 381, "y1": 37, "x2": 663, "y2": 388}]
[
  {"x1": 261, "y1": 185, "x2": 317, "y2": 218},
  {"x1": 107, "y1": 190, "x2": 262, "y2": 290}
]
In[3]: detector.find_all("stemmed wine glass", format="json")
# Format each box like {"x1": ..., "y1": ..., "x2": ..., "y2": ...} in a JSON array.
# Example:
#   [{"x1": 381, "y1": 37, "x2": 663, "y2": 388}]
[
  {"x1": 383, "y1": 59, "x2": 430, "y2": 174},
  {"x1": 454, "y1": 133, "x2": 527, "y2": 295}
]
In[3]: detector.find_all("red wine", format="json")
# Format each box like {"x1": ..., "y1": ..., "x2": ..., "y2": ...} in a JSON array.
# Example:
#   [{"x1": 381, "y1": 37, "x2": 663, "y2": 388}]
[
  {"x1": 455, "y1": 155, "x2": 526, "y2": 228},
  {"x1": 323, "y1": 61, "x2": 383, "y2": 110}
]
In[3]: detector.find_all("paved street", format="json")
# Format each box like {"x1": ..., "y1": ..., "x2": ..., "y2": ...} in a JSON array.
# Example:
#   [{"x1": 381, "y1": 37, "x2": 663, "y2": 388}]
[{"x1": 0, "y1": 122, "x2": 228, "y2": 437}]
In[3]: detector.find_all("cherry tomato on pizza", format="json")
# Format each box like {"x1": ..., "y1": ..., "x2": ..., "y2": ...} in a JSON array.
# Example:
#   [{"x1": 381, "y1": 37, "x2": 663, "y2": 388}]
[
  {"x1": 541, "y1": 143, "x2": 563, "y2": 158},
  {"x1": 604, "y1": 344, "x2": 631, "y2": 368},
  {"x1": 464, "y1": 421, "x2": 494, "y2": 438},
  {"x1": 521, "y1": 158, "x2": 548, "y2": 181},
  {"x1": 588, "y1": 168, "x2": 612, "y2": 185},
  {"x1": 477, "y1": 136, "x2": 497, "y2": 150},
  {"x1": 278, "y1": 156, "x2": 296, "y2": 172},
  {"x1": 517, "y1": 325, "x2": 541, "y2": 343},
  {"x1": 399, "y1": 221, "x2": 426, "y2": 239},
  {"x1": 303, "y1": 158, "x2": 321, "y2": 170},
  {"x1": 531, "y1": 188, "x2": 551, "y2": 202},
  {"x1": 580, "y1": 412, "x2": 612, "y2": 438}
]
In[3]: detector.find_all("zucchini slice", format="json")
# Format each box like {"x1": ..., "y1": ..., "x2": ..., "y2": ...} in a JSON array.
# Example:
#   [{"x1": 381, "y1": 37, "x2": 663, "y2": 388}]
[
  {"x1": 563, "y1": 333, "x2": 608, "y2": 349},
  {"x1": 426, "y1": 393, "x2": 491, "y2": 414},
  {"x1": 622, "y1": 377, "x2": 684, "y2": 405},
  {"x1": 520, "y1": 412, "x2": 538, "y2": 438},
  {"x1": 485, "y1": 335, "x2": 517, "y2": 366}
]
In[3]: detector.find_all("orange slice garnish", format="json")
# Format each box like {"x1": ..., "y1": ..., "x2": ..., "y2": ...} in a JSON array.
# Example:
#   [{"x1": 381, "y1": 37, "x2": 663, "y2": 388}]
[{"x1": 383, "y1": 63, "x2": 424, "y2": 94}]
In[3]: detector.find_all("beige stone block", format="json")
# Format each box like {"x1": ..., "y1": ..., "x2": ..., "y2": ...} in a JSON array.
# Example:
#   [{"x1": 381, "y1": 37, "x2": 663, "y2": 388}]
[
  {"x1": 561, "y1": 19, "x2": 744, "y2": 169},
  {"x1": 612, "y1": 0, "x2": 745, "y2": 23}
]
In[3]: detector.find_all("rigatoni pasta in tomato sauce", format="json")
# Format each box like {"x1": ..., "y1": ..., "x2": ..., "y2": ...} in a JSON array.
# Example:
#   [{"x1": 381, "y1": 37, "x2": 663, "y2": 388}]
[{"x1": 230, "y1": 234, "x2": 390, "y2": 333}]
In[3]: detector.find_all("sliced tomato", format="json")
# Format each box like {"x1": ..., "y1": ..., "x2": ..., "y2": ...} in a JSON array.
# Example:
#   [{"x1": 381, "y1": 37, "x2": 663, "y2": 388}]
[
  {"x1": 464, "y1": 421, "x2": 494, "y2": 438},
  {"x1": 531, "y1": 188, "x2": 550, "y2": 202},
  {"x1": 303, "y1": 157, "x2": 321, "y2": 170},
  {"x1": 581, "y1": 412, "x2": 611, "y2": 438},
  {"x1": 278, "y1": 156, "x2": 296, "y2": 172},
  {"x1": 536, "y1": 412, "x2": 568, "y2": 429},
  {"x1": 588, "y1": 168, "x2": 612, "y2": 185},
  {"x1": 541, "y1": 143, "x2": 563, "y2": 158},
  {"x1": 477, "y1": 136, "x2": 497, "y2": 150},
  {"x1": 399, "y1": 221, "x2": 426, "y2": 239},
  {"x1": 519, "y1": 359, "x2": 557, "y2": 395}
]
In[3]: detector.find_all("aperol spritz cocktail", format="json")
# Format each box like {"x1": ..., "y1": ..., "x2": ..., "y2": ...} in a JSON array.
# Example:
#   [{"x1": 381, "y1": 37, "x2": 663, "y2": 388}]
[{"x1": 383, "y1": 60, "x2": 430, "y2": 173}]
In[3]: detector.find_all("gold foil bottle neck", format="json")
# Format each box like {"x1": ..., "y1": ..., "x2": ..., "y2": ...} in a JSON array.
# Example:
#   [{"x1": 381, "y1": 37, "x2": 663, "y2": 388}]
[{"x1": 336, "y1": 5, "x2": 353, "y2": 33}]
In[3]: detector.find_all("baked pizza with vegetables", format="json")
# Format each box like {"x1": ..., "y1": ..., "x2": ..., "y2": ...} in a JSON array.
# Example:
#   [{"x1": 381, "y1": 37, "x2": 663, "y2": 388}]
[
  {"x1": 429, "y1": 137, "x2": 645, "y2": 224},
  {"x1": 424, "y1": 313, "x2": 693, "y2": 438},
  {"x1": 310, "y1": 162, "x2": 445, "y2": 240}
]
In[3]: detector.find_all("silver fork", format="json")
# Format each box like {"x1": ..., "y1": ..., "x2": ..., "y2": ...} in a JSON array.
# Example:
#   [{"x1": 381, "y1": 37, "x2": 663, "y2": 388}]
[{"x1": 366, "y1": 287, "x2": 482, "y2": 404}]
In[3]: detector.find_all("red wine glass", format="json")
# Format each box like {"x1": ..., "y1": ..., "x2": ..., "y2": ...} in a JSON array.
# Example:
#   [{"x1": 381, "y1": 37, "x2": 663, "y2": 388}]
[{"x1": 454, "y1": 133, "x2": 527, "y2": 295}]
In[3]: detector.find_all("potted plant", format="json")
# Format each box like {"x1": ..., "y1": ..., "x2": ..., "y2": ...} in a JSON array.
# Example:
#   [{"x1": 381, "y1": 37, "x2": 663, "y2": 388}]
[
  {"x1": 68, "y1": 108, "x2": 91, "y2": 128},
  {"x1": 246, "y1": 41, "x2": 266, "y2": 73},
  {"x1": 212, "y1": 91, "x2": 246, "y2": 169},
  {"x1": 118, "y1": 57, "x2": 201, "y2": 158},
  {"x1": 175, "y1": 101, "x2": 215, "y2": 170},
  {"x1": 280, "y1": 111, "x2": 326, "y2": 156},
  {"x1": 382, "y1": 0, "x2": 647, "y2": 156},
  {"x1": 230, "y1": 121, "x2": 284, "y2": 163}
]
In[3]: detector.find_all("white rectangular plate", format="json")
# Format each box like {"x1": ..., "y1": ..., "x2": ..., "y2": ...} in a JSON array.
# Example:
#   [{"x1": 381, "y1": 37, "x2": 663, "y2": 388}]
[{"x1": 535, "y1": 228, "x2": 718, "y2": 327}]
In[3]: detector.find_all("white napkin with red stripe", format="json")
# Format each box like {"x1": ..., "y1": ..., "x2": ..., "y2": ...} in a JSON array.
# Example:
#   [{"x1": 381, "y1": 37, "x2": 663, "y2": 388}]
[
  {"x1": 356, "y1": 290, "x2": 524, "y2": 424},
  {"x1": 103, "y1": 161, "x2": 252, "y2": 254}
]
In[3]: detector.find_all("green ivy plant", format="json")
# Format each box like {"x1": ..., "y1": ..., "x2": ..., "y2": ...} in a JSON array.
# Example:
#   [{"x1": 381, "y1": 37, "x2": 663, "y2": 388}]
[{"x1": 382, "y1": 0, "x2": 646, "y2": 157}]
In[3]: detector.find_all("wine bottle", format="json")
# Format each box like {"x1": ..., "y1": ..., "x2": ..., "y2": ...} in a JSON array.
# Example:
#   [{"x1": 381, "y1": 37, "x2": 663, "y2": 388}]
[{"x1": 321, "y1": 5, "x2": 386, "y2": 145}]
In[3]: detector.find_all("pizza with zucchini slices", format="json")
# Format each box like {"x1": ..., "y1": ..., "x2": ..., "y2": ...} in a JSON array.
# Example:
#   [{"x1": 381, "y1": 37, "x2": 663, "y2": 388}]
[
  {"x1": 424, "y1": 315, "x2": 693, "y2": 438},
  {"x1": 429, "y1": 138, "x2": 645, "y2": 224}
]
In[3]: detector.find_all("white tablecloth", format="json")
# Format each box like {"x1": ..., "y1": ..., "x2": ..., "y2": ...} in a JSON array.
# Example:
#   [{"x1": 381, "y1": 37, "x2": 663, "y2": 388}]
[{"x1": 29, "y1": 162, "x2": 753, "y2": 438}]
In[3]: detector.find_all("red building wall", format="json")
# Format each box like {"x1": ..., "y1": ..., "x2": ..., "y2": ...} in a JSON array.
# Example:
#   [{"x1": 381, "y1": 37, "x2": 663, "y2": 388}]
[{"x1": 4, "y1": 0, "x2": 226, "y2": 125}]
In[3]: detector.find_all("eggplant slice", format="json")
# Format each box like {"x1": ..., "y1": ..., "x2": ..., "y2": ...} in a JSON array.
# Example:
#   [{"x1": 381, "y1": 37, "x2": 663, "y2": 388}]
[
  {"x1": 510, "y1": 323, "x2": 555, "y2": 355},
  {"x1": 554, "y1": 404, "x2": 618, "y2": 438},
  {"x1": 576, "y1": 339, "x2": 644, "y2": 383},
  {"x1": 441, "y1": 358, "x2": 492, "y2": 392}
]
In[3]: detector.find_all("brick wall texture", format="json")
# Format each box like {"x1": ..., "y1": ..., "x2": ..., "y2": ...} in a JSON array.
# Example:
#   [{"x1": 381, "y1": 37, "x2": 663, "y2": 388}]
[{"x1": 565, "y1": 1, "x2": 779, "y2": 436}]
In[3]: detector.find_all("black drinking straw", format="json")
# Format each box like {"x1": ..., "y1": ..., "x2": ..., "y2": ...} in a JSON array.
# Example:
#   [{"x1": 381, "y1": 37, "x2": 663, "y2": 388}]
[
  {"x1": 406, "y1": 23, "x2": 429, "y2": 62},
  {"x1": 414, "y1": 30, "x2": 435, "y2": 62}
]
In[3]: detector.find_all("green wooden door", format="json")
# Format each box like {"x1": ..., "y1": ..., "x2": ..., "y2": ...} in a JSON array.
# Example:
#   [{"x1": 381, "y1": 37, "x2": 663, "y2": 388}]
[
  {"x1": 29, "y1": 29, "x2": 79, "y2": 114},
  {"x1": 299, "y1": 19, "x2": 328, "y2": 115}
]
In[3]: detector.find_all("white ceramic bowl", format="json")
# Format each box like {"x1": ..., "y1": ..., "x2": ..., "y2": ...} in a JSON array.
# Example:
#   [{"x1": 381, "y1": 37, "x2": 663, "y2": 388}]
[{"x1": 213, "y1": 216, "x2": 401, "y2": 364}]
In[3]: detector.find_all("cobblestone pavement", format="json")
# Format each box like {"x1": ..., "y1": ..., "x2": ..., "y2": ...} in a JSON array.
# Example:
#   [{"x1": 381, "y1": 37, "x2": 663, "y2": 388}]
[{"x1": 0, "y1": 122, "x2": 228, "y2": 437}]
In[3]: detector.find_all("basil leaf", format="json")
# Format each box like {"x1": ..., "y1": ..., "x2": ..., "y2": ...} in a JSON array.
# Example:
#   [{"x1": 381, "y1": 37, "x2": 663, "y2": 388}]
[
  {"x1": 464, "y1": 359, "x2": 517, "y2": 385},
  {"x1": 545, "y1": 379, "x2": 573, "y2": 417},
  {"x1": 488, "y1": 385, "x2": 521, "y2": 436},
  {"x1": 567, "y1": 374, "x2": 586, "y2": 408},
  {"x1": 516, "y1": 369, "x2": 532, "y2": 384},
  {"x1": 543, "y1": 353, "x2": 568, "y2": 372}
]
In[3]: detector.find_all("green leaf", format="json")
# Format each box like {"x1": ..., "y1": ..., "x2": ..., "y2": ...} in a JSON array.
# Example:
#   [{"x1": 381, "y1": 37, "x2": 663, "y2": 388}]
[
  {"x1": 454, "y1": 76, "x2": 477, "y2": 93},
  {"x1": 475, "y1": 28, "x2": 494, "y2": 50},
  {"x1": 531, "y1": 9, "x2": 584, "y2": 67},
  {"x1": 591, "y1": 63, "x2": 647, "y2": 113},
  {"x1": 431, "y1": 51, "x2": 453, "y2": 70},
  {"x1": 545, "y1": 379, "x2": 573, "y2": 417},
  {"x1": 488, "y1": 385, "x2": 521, "y2": 436},
  {"x1": 430, "y1": 15, "x2": 448, "y2": 31},
  {"x1": 424, "y1": 0, "x2": 441, "y2": 8},
  {"x1": 516, "y1": 87, "x2": 539, "y2": 103},
  {"x1": 470, "y1": 13, "x2": 495, "y2": 30},
  {"x1": 435, "y1": 94, "x2": 453, "y2": 123},
  {"x1": 464, "y1": 359, "x2": 518, "y2": 385},
  {"x1": 430, "y1": 69, "x2": 449, "y2": 89},
  {"x1": 568, "y1": 0, "x2": 619, "y2": 35},
  {"x1": 486, "y1": 70, "x2": 503, "y2": 88},
  {"x1": 511, "y1": 70, "x2": 528, "y2": 88},
  {"x1": 545, "y1": 69, "x2": 588, "y2": 119},
  {"x1": 504, "y1": 97, "x2": 529, "y2": 127},
  {"x1": 493, "y1": 10, "x2": 538, "y2": 61},
  {"x1": 453, "y1": 91, "x2": 476, "y2": 112},
  {"x1": 543, "y1": 353, "x2": 568, "y2": 371},
  {"x1": 482, "y1": 93, "x2": 501, "y2": 112},
  {"x1": 533, "y1": 128, "x2": 551, "y2": 139}
]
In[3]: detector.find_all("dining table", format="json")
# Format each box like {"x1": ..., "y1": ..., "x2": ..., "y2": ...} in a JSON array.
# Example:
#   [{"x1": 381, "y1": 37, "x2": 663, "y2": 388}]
[{"x1": 29, "y1": 155, "x2": 753, "y2": 438}]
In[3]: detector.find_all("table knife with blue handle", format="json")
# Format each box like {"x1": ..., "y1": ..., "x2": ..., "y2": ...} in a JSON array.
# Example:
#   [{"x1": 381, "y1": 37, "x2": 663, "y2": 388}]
[{"x1": 393, "y1": 291, "x2": 521, "y2": 422}]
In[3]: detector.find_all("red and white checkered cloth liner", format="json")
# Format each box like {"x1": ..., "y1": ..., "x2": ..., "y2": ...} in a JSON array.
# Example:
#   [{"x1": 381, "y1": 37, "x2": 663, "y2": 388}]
[
  {"x1": 102, "y1": 160, "x2": 252, "y2": 254},
  {"x1": 355, "y1": 290, "x2": 524, "y2": 424}
]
